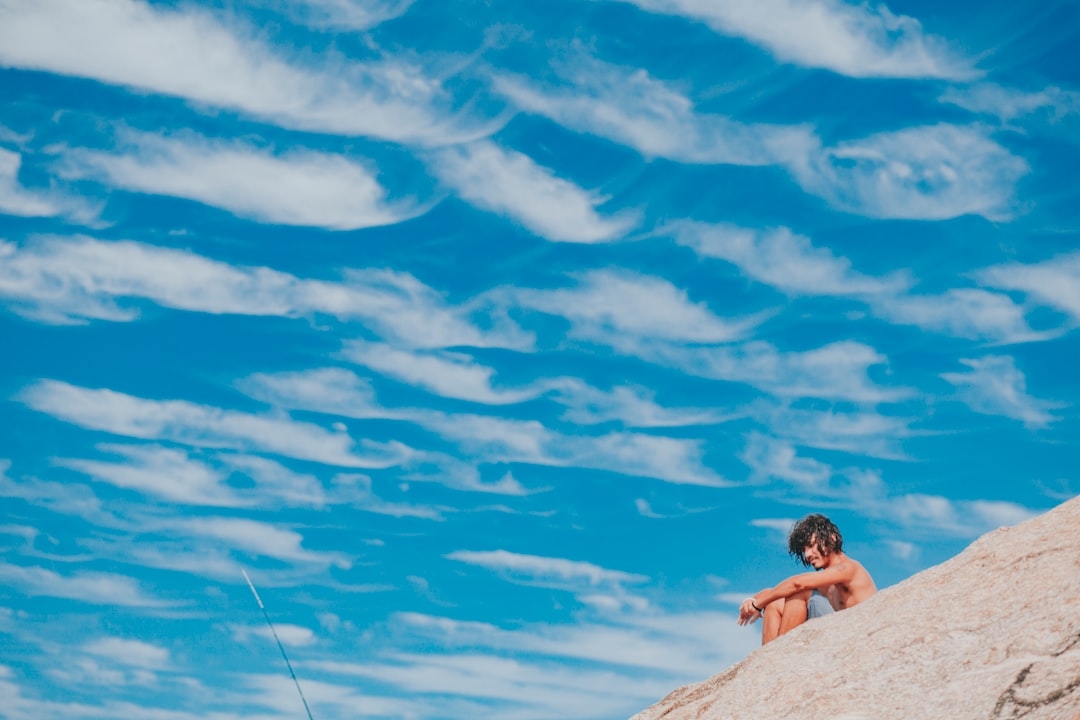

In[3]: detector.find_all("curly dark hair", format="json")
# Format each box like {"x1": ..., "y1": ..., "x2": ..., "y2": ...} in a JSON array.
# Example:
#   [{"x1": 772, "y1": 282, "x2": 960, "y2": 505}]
[{"x1": 788, "y1": 514, "x2": 843, "y2": 567}]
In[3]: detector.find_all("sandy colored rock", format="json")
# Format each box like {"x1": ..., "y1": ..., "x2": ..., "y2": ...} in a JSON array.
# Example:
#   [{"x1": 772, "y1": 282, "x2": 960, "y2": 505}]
[{"x1": 631, "y1": 496, "x2": 1080, "y2": 720}]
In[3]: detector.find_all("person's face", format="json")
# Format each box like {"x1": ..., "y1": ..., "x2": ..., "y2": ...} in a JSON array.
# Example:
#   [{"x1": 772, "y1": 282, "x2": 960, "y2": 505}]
[{"x1": 803, "y1": 540, "x2": 826, "y2": 569}]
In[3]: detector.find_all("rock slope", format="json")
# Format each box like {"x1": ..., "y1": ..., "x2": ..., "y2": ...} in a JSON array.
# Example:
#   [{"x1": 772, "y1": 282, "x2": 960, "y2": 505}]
[{"x1": 631, "y1": 496, "x2": 1080, "y2": 720}]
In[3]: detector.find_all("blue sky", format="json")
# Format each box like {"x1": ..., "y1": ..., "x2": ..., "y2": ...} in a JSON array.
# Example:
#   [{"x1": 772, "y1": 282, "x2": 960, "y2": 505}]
[{"x1": 1, "y1": 0, "x2": 1078, "y2": 717}]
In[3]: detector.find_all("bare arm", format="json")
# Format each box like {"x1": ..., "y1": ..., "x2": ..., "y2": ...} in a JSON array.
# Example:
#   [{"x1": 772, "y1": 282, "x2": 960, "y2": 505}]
[
  {"x1": 758, "y1": 564, "x2": 853, "y2": 605},
  {"x1": 737, "y1": 563, "x2": 855, "y2": 625}
]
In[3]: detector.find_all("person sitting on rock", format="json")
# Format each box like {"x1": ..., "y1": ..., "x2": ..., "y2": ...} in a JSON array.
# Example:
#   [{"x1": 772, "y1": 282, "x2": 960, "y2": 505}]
[{"x1": 737, "y1": 513, "x2": 877, "y2": 644}]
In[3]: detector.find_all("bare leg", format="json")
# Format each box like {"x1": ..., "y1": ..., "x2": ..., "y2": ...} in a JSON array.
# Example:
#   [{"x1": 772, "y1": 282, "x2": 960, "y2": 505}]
[
  {"x1": 762, "y1": 598, "x2": 784, "y2": 644},
  {"x1": 776, "y1": 589, "x2": 812, "y2": 638}
]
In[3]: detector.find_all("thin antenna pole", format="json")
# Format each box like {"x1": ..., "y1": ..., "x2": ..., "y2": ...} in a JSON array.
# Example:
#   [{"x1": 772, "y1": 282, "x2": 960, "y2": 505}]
[{"x1": 242, "y1": 568, "x2": 316, "y2": 720}]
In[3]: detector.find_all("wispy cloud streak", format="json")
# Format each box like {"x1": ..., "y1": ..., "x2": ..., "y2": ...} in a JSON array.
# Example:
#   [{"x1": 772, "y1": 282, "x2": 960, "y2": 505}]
[
  {"x1": 446, "y1": 549, "x2": 648, "y2": 587},
  {"x1": 0, "y1": 236, "x2": 529, "y2": 348},
  {"x1": 19, "y1": 379, "x2": 411, "y2": 468},
  {"x1": 788, "y1": 125, "x2": 1027, "y2": 220},
  {"x1": 341, "y1": 341, "x2": 548, "y2": 404},
  {"x1": 510, "y1": 269, "x2": 752, "y2": 346},
  {"x1": 59, "y1": 131, "x2": 417, "y2": 229},
  {"x1": 940, "y1": 83, "x2": 1080, "y2": 124},
  {"x1": 978, "y1": 252, "x2": 1080, "y2": 324},
  {"x1": 941, "y1": 356, "x2": 1059, "y2": 429},
  {"x1": 429, "y1": 141, "x2": 636, "y2": 243},
  {"x1": 650, "y1": 341, "x2": 907, "y2": 404},
  {"x1": 241, "y1": 368, "x2": 729, "y2": 486},
  {"x1": 674, "y1": 222, "x2": 908, "y2": 296},
  {"x1": 265, "y1": 0, "x2": 415, "y2": 30},
  {"x1": 602, "y1": 0, "x2": 973, "y2": 79},
  {"x1": 0, "y1": 148, "x2": 94, "y2": 221},
  {"x1": 492, "y1": 57, "x2": 814, "y2": 165},
  {"x1": 0, "y1": 563, "x2": 167, "y2": 607},
  {"x1": 0, "y1": 0, "x2": 487, "y2": 144},
  {"x1": 674, "y1": 222, "x2": 1042, "y2": 342}
]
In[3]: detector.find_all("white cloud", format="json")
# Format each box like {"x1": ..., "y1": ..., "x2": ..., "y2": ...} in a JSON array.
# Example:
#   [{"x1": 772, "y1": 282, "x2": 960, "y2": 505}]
[
  {"x1": 219, "y1": 454, "x2": 327, "y2": 508},
  {"x1": 234, "y1": 622, "x2": 317, "y2": 648},
  {"x1": 75, "y1": 521, "x2": 353, "y2": 585},
  {"x1": 552, "y1": 380, "x2": 735, "y2": 427},
  {"x1": 59, "y1": 131, "x2": 416, "y2": 230},
  {"x1": 941, "y1": 356, "x2": 1059, "y2": 429},
  {"x1": 0, "y1": 236, "x2": 293, "y2": 324},
  {"x1": 341, "y1": 340, "x2": 546, "y2": 404},
  {"x1": 604, "y1": 0, "x2": 972, "y2": 79},
  {"x1": 886, "y1": 493, "x2": 1040, "y2": 535},
  {"x1": 673, "y1": 222, "x2": 1044, "y2": 342},
  {"x1": 880, "y1": 491, "x2": 1040, "y2": 538},
  {"x1": 395, "y1": 309, "x2": 897, "y2": 404},
  {"x1": 417, "y1": 412, "x2": 728, "y2": 486},
  {"x1": 82, "y1": 638, "x2": 170, "y2": 670},
  {"x1": 0, "y1": 236, "x2": 529, "y2": 348},
  {"x1": 655, "y1": 340, "x2": 907, "y2": 404},
  {"x1": 315, "y1": 267, "x2": 531, "y2": 349},
  {"x1": 446, "y1": 549, "x2": 648, "y2": 588},
  {"x1": 178, "y1": 517, "x2": 349, "y2": 567},
  {"x1": 19, "y1": 379, "x2": 411, "y2": 468},
  {"x1": 243, "y1": 370, "x2": 527, "y2": 495},
  {"x1": 749, "y1": 518, "x2": 798, "y2": 535},
  {"x1": 311, "y1": 652, "x2": 666, "y2": 718},
  {"x1": 963, "y1": 499, "x2": 1040, "y2": 528},
  {"x1": 789, "y1": 124, "x2": 1027, "y2": 220},
  {"x1": 887, "y1": 540, "x2": 918, "y2": 561},
  {"x1": 56, "y1": 444, "x2": 241, "y2": 507},
  {"x1": 870, "y1": 288, "x2": 1043, "y2": 343},
  {"x1": 0, "y1": 470, "x2": 108, "y2": 525},
  {"x1": 674, "y1": 222, "x2": 908, "y2": 296},
  {"x1": 940, "y1": 83, "x2": 1080, "y2": 123},
  {"x1": 0, "y1": 148, "x2": 93, "y2": 221},
  {"x1": 239, "y1": 367, "x2": 388, "y2": 419},
  {"x1": 740, "y1": 433, "x2": 832, "y2": 487},
  {"x1": 264, "y1": 0, "x2": 415, "y2": 30},
  {"x1": 0, "y1": 662, "x2": 403, "y2": 720},
  {"x1": 428, "y1": 140, "x2": 636, "y2": 243},
  {"x1": 241, "y1": 367, "x2": 727, "y2": 486},
  {"x1": 392, "y1": 609, "x2": 756, "y2": 679},
  {"x1": 491, "y1": 57, "x2": 814, "y2": 165},
  {"x1": 512, "y1": 268, "x2": 751, "y2": 346},
  {"x1": 0, "y1": 563, "x2": 166, "y2": 607},
  {"x1": 332, "y1": 473, "x2": 450, "y2": 518},
  {"x1": 342, "y1": 343, "x2": 728, "y2": 425},
  {"x1": 977, "y1": 252, "x2": 1080, "y2": 323},
  {"x1": 242, "y1": 674, "x2": 437, "y2": 719},
  {"x1": 0, "y1": 0, "x2": 486, "y2": 145},
  {"x1": 634, "y1": 498, "x2": 666, "y2": 519},
  {"x1": 762, "y1": 405, "x2": 911, "y2": 459},
  {"x1": 57, "y1": 444, "x2": 329, "y2": 508},
  {"x1": 740, "y1": 446, "x2": 1042, "y2": 539}
]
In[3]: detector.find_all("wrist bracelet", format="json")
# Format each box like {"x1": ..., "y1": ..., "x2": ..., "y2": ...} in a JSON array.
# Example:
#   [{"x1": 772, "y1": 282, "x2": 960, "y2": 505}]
[{"x1": 750, "y1": 599, "x2": 763, "y2": 613}]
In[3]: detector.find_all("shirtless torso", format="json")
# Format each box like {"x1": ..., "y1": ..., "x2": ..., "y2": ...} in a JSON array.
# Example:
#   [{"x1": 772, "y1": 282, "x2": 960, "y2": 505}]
[{"x1": 819, "y1": 554, "x2": 877, "y2": 610}]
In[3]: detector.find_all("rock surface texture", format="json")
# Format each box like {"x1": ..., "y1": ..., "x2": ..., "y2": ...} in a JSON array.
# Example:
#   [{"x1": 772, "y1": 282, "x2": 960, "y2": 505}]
[{"x1": 631, "y1": 496, "x2": 1080, "y2": 720}]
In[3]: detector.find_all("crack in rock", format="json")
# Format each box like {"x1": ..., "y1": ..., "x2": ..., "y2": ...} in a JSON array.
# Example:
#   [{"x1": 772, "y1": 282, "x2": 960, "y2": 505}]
[{"x1": 992, "y1": 633, "x2": 1080, "y2": 719}]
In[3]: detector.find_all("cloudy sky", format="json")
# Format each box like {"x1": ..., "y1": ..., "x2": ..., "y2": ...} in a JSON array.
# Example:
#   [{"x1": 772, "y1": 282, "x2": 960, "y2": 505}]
[{"x1": 1, "y1": 0, "x2": 1078, "y2": 717}]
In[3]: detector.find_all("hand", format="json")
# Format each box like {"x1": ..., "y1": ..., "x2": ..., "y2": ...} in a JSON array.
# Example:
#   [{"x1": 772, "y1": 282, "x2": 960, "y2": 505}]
[{"x1": 737, "y1": 597, "x2": 761, "y2": 626}]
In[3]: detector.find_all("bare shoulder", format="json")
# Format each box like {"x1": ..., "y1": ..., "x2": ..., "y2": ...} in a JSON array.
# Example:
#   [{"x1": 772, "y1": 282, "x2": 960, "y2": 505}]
[
  {"x1": 845, "y1": 556, "x2": 878, "y2": 602},
  {"x1": 852, "y1": 556, "x2": 875, "y2": 581},
  {"x1": 831, "y1": 554, "x2": 876, "y2": 590}
]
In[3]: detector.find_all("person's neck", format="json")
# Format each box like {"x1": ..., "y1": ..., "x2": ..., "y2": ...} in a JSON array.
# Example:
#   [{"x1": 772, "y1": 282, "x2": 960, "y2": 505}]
[{"x1": 821, "y1": 551, "x2": 846, "y2": 568}]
